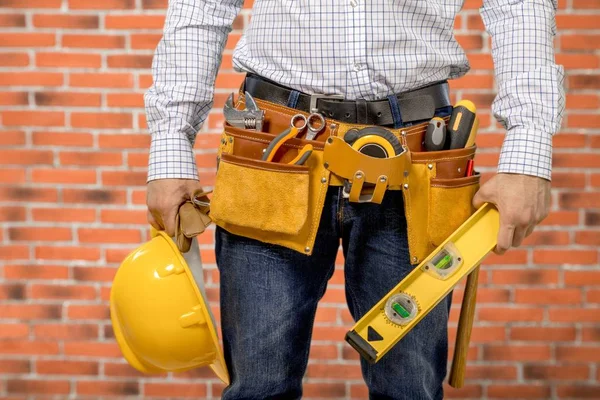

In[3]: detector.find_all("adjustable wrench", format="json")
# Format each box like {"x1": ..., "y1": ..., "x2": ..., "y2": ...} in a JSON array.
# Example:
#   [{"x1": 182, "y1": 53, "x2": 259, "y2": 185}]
[{"x1": 223, "y1": 91, "x2": 265, "y2": 131}]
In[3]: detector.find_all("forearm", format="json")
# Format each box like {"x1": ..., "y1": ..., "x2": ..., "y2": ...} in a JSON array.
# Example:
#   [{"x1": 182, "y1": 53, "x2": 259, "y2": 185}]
[
  {"x1": 481, "y1": 0, "x2": 565, "y2": 181},
  {"x1": 145, "y1": 0, "x2": 243, "y2": 181}
]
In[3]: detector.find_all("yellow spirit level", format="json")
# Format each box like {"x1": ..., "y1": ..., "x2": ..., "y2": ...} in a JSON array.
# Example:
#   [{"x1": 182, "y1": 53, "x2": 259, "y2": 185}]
[{"x1": 345, "y1": 202, "x2": 499, "y2": 364}]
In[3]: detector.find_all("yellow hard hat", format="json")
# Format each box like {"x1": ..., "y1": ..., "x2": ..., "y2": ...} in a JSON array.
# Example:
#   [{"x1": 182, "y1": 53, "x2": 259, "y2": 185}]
[{"x1": 109, "y1": 227, "x2": 229, "y2": 385}]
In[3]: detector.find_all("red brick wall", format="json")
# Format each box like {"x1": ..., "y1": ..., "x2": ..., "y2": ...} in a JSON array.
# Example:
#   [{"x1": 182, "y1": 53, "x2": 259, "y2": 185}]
[{"x1": 0, "y1": 0, "x2": 598, "y2": 398}]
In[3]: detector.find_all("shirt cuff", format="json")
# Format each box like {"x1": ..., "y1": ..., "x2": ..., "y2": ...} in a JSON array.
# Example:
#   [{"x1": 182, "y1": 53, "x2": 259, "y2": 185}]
[
  {"x1": 147, "y1": 135, "x2": 199, "y2": 182},
  {"x1": 497, "y1": 127, "x2": 553, "y2": 181}
]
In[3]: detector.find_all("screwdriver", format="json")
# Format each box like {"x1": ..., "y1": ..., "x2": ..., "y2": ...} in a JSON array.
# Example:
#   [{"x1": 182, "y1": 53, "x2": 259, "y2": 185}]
[
  {"x1": 423, "y1": 117, "x2": 447, "y2": 151},
  {"x1": 446, "y1": 100, "x2": 478, "y2": 150}
]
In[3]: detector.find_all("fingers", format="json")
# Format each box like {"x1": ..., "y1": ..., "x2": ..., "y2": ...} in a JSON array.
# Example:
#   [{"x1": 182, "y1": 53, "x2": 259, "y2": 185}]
[
  {"x1": 162, "y1": 207, "x2": 178, "y2": 237},
  {"x1": 147, "y1": 210, "x2": 162, "y2": 231},
  {"x1": 494, "y1": 223, "x2": 515, "y2": 255},
  {"x1": 511, "y1": 226, "x2": 528, "y2": 248}
]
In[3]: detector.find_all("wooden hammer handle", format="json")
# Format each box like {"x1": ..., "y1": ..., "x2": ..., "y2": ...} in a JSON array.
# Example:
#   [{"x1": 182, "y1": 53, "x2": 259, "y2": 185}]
[{"x1": 449, "y1": 265, "x2": 480, "y2": 388}]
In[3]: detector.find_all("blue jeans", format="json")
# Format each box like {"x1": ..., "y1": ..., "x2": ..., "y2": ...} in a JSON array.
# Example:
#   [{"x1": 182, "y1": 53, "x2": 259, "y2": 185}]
[{"x1": 215, "y1": 188, "x2": 451, "y2": 400}]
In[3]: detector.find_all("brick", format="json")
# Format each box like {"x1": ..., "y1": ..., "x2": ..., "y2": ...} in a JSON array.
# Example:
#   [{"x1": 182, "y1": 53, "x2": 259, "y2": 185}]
[
  {"x1": 0, "y1": 206, "x2": 27, "y2": 222},
  {"x1": 533, "y1": 249, "x2": 598, "y2": 265},
  {"x1": 71, "y1": 112, "x2": 132, "y2": 129},
  {"x1": 0, "y1": 33, "x2": 55, "y2": 47},
  {"x1": 78, "y1": 228, "x2": 141, "y2": 244},
  {"x1": 478, "y1": 307, "x2": 543, "y2": 322},
  {"x1": 556, "y1": 53, "x2": 600, "y2": 69},
  {"x1": 582, "y1": 327, "x2": 600, "y2": 341},
  {"x1": 103, "y1": 362, "x2": 148, "y2": 378},
  {"x1": 31, "y1": 169, "x2": 97, "y2": 184},
  {"x1": 138, "y1": 73, "x2": 153, "y2": 88},
  {"x1": 100, "y1": 209, "x2": 146, "y2": 224},
  {"x1": 0, "y1": 14, "x2": 25, "y2": 27},
  {"x1": 510, "y1": 327, "x2": 576, "y2": 342},
  {"x1": 556, "y1": 15, "x2": 600, "y2": 29},
  {"x1": 0, "y1": 340, "x2": 60, "y2": 355},
  {"x1": 514, "y1": 289, "x2": 581, "y2": 305},
  {"x1": 0, "y1": 186, "x2": 58, "y2": 202},
  {"x1": 215, "y1": 72, "x2": 246, "y2": 89},
  {"x1": 484, "y1": 345, "x2": 551, "y2": 362},
  {"x1": 64, "y1": 341, "x2": 122, "y2": 358},
  {"x1": 586, "y1": 211, "x2": 600, "y2": 226},
  {"x1": 0, "y1": 284, "x2": 25, "y2": 300},
  {"x1": 524, "y1": 364, "x2": 589, "y2": 380},
  {"x1": 59, "y1": 151, "x2": 122, "y2": 166},
  {"x1": 34, "y1": 14, "x2": 99, "y2": 30},
  {"x1": 0, "y1": 245, "x2": 29, "y2": 260},
  {"x1": 69, "y1": 72, "x2": 134, "y2": 88},
  {"x1": 549, "y1": 308, "x2": 600, "y2": 323},
  {"x1": 0, "y1": 92, "x2": 28, "y2": 106},
  {"x1": 4, "y1": 264, "x2": 69, "y2": 280},
  {"x1": 306, "y1": 363, "x2": 363, "y2": 379},
  {"x1": 32, "y1": 131, "x2": 93, "y2": 147},
  {"x1": 127, "y1": 152, "x2": 148, "y2": 167},
  {"x1": 131, "y1": 34, "x2": 162, "y2": 49},
  {"x1": 568, "y1": 113, "x2": 600, "y2": 129},
  {"x1": 30, "y1": 284, "x2": 96, "y2": 300},
  {"x1": 102, "y1": 171, "x2": 147, "y2": 186},
  {"x1": 573, "y1": 0, "x2": 600, "y2": 7},
  {"x1": 98, "y1": 134, "x2": 150, "y2": 148},
  {"x1": 0, "y1": 167, "x2": 26, "y2": 183},
  {"x1": 36, "y1": 360, "x2": 99, "y2": 375},
  {"x1": 309, "y1": 344, "x2": 338, "y2": 360},
  {"x1": 143, "y1": 383, "x2": 206, "y2": 398},
  {"x1": 464, "y1": 365, "x2": 517, "y2": 380},
  {"x1": 63, "y1": 188, "x2": 126, "y2": 204},
  {"x1": 556, "y1": 346, "x2": 600, "y2": 362},
  {"x1": 552, "y1": 153, "x2": 600, "y2": 168},
  {"x1": 304, "y1": 383, "x2": 346, "y2": 398},
  {"x1": 487, "y1": 385, "x2": 550, "y2": 399},
  {"x1": 107, "y1": 54, "x2": 154, "y2": 69},
  {"x1": 556, "y1": 385, "x2": 600, "y2": 399},
  {"x1": 35, "y1": 245, "x2": 101, "y2": 261},
  {"x1": 566, "y1": 94, "x2": 599, "y2": 109},
  {"x1": 6, "y1": 380, "x2": 69, "y2": 395},
  {"x1": 106, "y1": 248, "x2": 136, "y2": 263},
  {"x1": 73, "y1": 266, "x2": 117, "y2": 282},
  {"x1": 8, "y1": 227, "x2": 72, "y2": 241},
  {"x1": 0, "y1": 323, "x2": 28, "y2": 338},
  {"x1": 0, "y1": 52, "x2": 29, "y2": 67},
  {"x1": 587, "y1": 290, "x2": 600, "y2": 303},
  {"x1": 142, "y1": 0, "x2": 167, "y2": 8},
  {"x1": 564, "y1": 271, "x2": 600, "y2": 286},
  {"x1": 33, "y1": 323, "x2": 98, "y2": 340},
  {"x1": 455, "y1": 34, "x2": 483, "y2": 50},
  {"x1": 105, "y1": 14, "x2": 165, "y2": 29},
  {"x1": 62, "y1": 34, "x2": 125, "y2": 49},
  {"x1": 543, "y1": 172, "x2": 585, "y2": 188},
  {"x1": 0, "y1": 0, "x2": 61, "y2": 6},
  {"x1": 68, "y1": 0, "x2": 135, "y2": 9},
  {"x1": 575, "y1": 231, "x2": 600, "y2": 246},
  {"x1": 32, "y1": 207, "x2": 95, "y2": 222},
  {"x1": 35, "y1": 91, "x2": 101, "y2": 107},
  {"x1": 0, "y1": 359, "x2": 30, "y2": 374},
  {"x1": 492, "y1": 269, "x2": 559, "y2": 285},
  {"x1": 562, "y1": 34, "x2": 600, "y2": 50},
  {"x1": 66, "y1": 304, "x2": 109, "y2": 320},
  {"x1": 481, "y1": 249, "x2": 528, "y2": 265},
  {"x1": 1, "y1": 111, "x2": 64, "y2": 127},
  {"x1": 0, "y1": 72, "x2": 62, "y2": 86},
  {"x1": 106, "y1": 92, "x2": 145, "y2": 108}
]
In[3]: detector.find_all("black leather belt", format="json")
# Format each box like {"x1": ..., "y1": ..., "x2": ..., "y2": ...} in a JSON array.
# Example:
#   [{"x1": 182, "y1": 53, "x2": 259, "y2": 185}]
[{"x1": 242, "y1": 73, "x2": 451, "y2": 126}]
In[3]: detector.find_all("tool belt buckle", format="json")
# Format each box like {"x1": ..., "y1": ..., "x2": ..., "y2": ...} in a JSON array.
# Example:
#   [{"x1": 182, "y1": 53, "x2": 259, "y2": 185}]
[{"x1": 309, "y1": 93, "x2": 344, "y2": 114}]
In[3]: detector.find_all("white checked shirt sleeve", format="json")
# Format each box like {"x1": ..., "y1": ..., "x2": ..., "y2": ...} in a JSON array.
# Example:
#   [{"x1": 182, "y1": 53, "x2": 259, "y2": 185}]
[
  {"x1": 144, "y1": 0, "x2": 243, "y2": 182},
  {"x1": 481, "y1": 0, "x2": 565, "y2": 181}
]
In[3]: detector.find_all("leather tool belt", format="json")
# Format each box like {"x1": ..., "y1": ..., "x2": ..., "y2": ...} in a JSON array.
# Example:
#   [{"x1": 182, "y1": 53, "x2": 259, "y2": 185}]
[
  {"x1": 243, "y1": 73, "x2": 452, "y2": 126},
  {"x1": 209, "y1": 77, "x2": 480, "y2": 266}
]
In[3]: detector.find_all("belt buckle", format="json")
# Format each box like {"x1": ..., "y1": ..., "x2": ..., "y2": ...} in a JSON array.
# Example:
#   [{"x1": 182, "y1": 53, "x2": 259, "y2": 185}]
[{"x1": 309, "y1": 94, "x2": 344, "y2": 114}]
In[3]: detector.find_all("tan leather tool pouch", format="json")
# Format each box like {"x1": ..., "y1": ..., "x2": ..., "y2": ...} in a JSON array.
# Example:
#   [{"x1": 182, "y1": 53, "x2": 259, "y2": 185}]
[
  {"x1": 210, "y1": 98, "x2": 333, "y2": 256},
  {"x1": 403, "y1": 137, "x2": 480, "y2": 265}
]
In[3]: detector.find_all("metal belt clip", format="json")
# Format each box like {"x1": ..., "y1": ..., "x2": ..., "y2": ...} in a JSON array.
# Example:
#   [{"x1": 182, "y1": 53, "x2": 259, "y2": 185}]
[{"x1": 309, "y1": 93, "x2": 344, "y2": 114}]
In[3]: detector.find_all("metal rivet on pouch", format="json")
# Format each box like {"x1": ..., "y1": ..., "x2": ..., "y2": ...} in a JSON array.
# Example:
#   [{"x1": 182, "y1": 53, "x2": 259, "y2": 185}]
[
  {"x1": 324, "y1": 162, "x2": 329, "y2": 168},
  {"x1": 327, "y1": 137, "x2": 333, "y2": 144},
  {"x1": 356, "y1": 172, "x2": 363, "y2": 179},
  {"x1": 428, "y1": 164, "x2": 433, "y2": 170},
  {"x1": 412, "y1": 256, "x2": 418, "y2": 263},
  {"x1": 403, "y1": 183, "x2": 409, "y2": 189},
  {"x1": 221, "y1": 138, "x2": 226, "y2": 144},
  {"x1": 401, "y1": 131, "x2": 407, "y2": 137},
  {"x1": 305, "y1": 247, "x2": 310, "y2": 253},
  {"x1": 321, "y1": 177, "x2": 327, "y2": 183},
  {"x1": 229, "y1": 137, "x2": 233, "y2": 143},
  {"x1": 380, "y1": 176, "x2": 387, "y2": 182},
  {"x1": 330, "y1": 123, "x2": 338, "y2": 130},
  {"x1": 458, "y1": 167, "x2": 462, "y2": 173}
]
